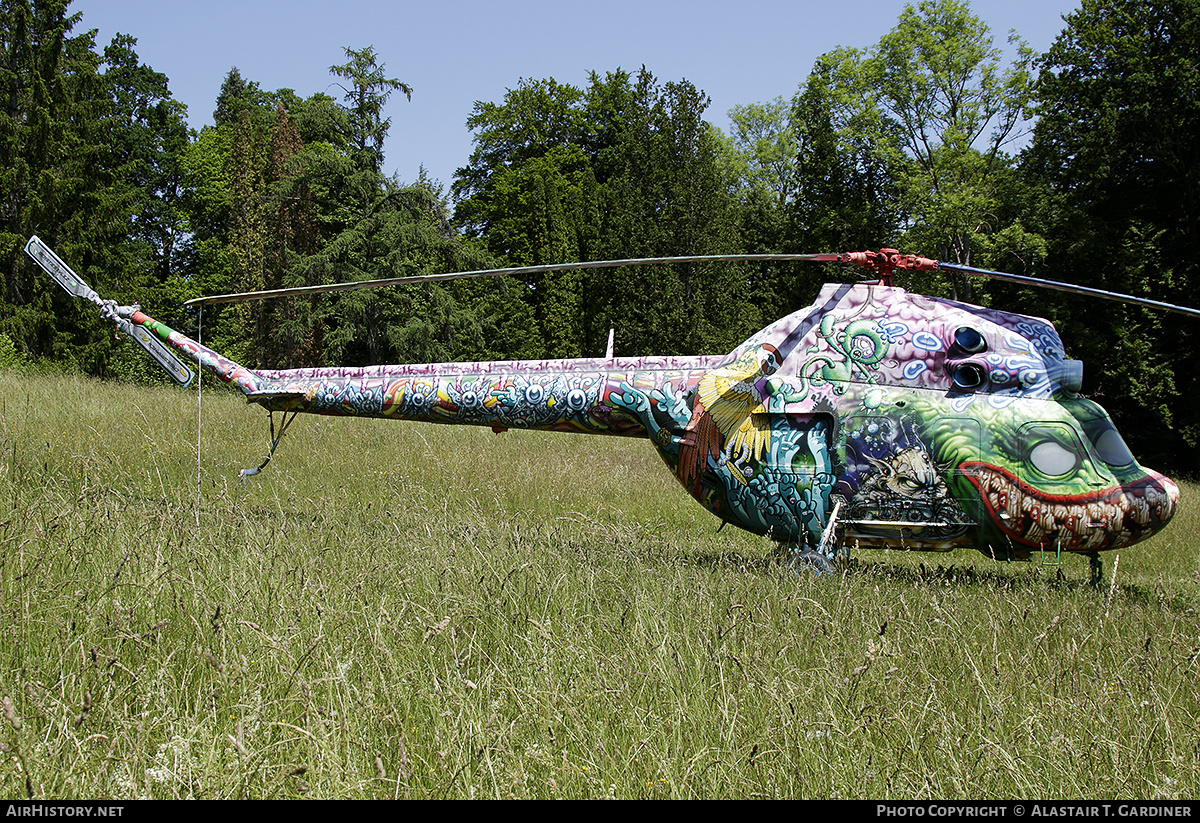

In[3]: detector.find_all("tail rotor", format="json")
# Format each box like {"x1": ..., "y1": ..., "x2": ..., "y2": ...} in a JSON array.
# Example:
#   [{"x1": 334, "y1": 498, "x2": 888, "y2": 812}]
[{"x1": 24, "y1": 236, "x2": 194, "y2": 386}]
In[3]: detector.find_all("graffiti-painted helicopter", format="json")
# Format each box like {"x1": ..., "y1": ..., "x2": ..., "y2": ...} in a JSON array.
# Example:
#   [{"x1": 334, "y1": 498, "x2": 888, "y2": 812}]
[{"x1": 25, "y1": 237, "x2": 1190, "y2": 572}]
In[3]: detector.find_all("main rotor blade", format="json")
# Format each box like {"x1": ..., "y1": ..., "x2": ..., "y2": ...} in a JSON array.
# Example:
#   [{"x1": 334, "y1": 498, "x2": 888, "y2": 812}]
[
  {"x1": 939, "y1": 262, "x2": 1200, "y2": 319},
  {"x1": 182, "y1": 253, "x2": 836, "y2": 307}
]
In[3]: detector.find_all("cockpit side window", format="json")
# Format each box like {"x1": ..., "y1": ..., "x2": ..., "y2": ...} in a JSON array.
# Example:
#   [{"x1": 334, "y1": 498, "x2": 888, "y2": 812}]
[{"x1": 1079, "y1": 418, "x2": 1136, "y2": 469}]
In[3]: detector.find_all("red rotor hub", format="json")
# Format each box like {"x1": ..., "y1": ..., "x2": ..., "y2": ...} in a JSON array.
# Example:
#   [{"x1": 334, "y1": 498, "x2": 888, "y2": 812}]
[{"x1": 839, "y1": 249, "x2": 940, "y2": 286}]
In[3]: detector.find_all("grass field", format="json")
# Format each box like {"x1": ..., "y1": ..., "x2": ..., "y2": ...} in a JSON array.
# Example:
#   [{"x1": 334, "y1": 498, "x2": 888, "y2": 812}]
[{"x1": 1, "y1": 370, "x2": 1197, "y2": 799}]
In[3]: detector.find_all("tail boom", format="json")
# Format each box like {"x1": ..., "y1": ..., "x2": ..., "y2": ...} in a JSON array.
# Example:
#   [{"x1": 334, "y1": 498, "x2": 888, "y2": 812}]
[
  {"x1": 241, "y1": 355, "x2": 726, "y2": 438},
  {"x1": 131, "y1": 311, "x2": 263, "y2": 395}
]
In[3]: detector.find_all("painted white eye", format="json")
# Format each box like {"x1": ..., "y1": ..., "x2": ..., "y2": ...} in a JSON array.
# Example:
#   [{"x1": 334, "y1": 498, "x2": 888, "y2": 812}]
[
  {"x1": 1029, "y1": 440, "x2": 1079, "y2": 477},
  {"x1": 1094, "y1": 428, "x2": 1135, "y2": 468}
]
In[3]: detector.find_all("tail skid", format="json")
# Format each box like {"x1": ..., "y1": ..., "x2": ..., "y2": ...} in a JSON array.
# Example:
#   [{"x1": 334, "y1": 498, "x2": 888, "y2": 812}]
[{"x1": 25, "y1": 236, "x2": 194, "y2": 387}]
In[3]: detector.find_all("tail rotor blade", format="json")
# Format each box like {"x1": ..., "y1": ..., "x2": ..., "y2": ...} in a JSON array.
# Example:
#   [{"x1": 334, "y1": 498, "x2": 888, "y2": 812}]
[
  {"x1": 24, "y1": 236, "x2": 194, "y2": 387},
  {"x1": 24, "y1": 236, "x2": 103, "y2": 305},
  {"x1": 121, "y1": 322, "x2": 194, "y2": 387}
]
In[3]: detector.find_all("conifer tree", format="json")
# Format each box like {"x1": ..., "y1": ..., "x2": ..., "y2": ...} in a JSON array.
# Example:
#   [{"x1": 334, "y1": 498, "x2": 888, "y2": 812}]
[
  {"x1": 1023, "y1": 0, "x2": 1200, "y2": 472},
  {"x1": 0, "y1": 1, "x2": 189, "y2": 375}
]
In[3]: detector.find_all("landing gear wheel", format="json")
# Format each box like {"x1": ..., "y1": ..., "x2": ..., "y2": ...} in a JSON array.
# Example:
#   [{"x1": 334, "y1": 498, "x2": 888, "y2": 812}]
[{"x1": 792, "y1": 548, "x2": 835, "y2": 575}]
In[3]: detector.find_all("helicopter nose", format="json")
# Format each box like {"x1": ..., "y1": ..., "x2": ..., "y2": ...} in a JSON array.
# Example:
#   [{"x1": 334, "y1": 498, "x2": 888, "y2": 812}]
[
  {"x1": 1161, "y1": 474, "x2": 1180, "y2": 522},
  {"x1": 1115, "y1": 470, "x2": 1178, "y2": 544}
]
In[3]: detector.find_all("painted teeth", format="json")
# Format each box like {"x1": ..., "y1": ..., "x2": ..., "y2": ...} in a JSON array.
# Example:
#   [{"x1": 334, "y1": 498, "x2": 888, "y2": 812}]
[{"x1": 970, "y1": 465, "x2": 1165, "y2": 550}]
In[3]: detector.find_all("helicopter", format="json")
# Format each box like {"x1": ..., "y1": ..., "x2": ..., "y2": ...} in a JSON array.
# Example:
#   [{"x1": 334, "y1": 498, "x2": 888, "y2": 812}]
[{"x1": 23, "y1": 237, "x2": 1190, "y2": 573}]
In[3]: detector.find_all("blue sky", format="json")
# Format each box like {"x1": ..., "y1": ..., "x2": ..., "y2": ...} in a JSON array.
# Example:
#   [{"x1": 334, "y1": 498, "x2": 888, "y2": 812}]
[{"x1": 75, "y1": 0, "x2": 1083, "y2": 191}]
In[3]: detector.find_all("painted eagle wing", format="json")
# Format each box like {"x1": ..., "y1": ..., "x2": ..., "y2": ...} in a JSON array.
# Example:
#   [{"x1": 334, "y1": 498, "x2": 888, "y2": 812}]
[{"x1": 696, "y1": 355, "x2": 772, "y2": 463}]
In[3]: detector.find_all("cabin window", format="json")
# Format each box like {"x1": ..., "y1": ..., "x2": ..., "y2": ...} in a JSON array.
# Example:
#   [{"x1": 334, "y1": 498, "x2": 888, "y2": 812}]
[
  {"x1": 1022, "y1": 423, "x2": 1085, "y2": 480},
  {"x1": 756, "y1": 412, "x2": 834, "y2": 472},
  {"x1": 1078, "y1": 421, "x2": 1136, "y2": 469},
  {"x1": 1029, "y1": 440, "x2": 1079, "y2": 477}
]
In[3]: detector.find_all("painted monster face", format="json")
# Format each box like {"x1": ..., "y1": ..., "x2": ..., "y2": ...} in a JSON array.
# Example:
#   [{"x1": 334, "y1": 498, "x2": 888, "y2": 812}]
[{"x1": 960, "y1": 397, "x2": 1178, "y2": 553}]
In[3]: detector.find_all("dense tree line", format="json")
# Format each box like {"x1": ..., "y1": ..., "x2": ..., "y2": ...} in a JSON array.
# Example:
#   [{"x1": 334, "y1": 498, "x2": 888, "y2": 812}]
[
  {"x1": 1, "y1": 0, "x2": 1197, "y2": 472},
  {"x1": 454, "y1": 68, "x2": 750, "y2": 357}
]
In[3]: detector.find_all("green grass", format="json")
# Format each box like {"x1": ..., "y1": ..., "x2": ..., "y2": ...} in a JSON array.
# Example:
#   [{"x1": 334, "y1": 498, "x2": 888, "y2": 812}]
[{"x1": 1, "y1": 371, "x2": 1198, "y2": 799}]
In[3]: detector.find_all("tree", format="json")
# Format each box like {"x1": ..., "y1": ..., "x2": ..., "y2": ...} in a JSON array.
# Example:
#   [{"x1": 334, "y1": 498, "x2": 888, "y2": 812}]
[
  {"x1": 453, "y1": 77, "x2": 611, "y2": 358},
  {"x1": 590, "y1": 68, "x2": 746, "y2": 355},
  {"x1": 214, "y1": 66, "x2": 272, "y2": 128},
  {"x1": 453, "y1": 76, "x2": 588, "y2": 234},
  {"x1": 263, "y1": 105, "x2": 320, "y2": 367},
  {"x1": 182, "y1": 53, "x2": 507, "y2": 369},
  {"x1": 0, "y1": 1, "x2": 192, "y2": 377},
  {"x1": 788, "y1": 49, "x2": 904, "y2": 255},
  {"x1": 874, "y1": 0, "x2": 1035, "y2": 268},
  {"x1": 1023, "y1": 0, "x2": 1200, "y2": 472},
  {"x1": 791, "y1": 1, "x2": 1036, "y2": 286},
  {"x1": 725, "y1": 97, "x2": 798, "y2": 212},
  {"x1": 455, "y1": 68, "x2": 749, "y2": 358},
  {"x1": 328, "y1": 45, "x2": 410, "y2": 176},
  {"x1": 100, "y1": 33, "x2": 191, "y2": 284},
  {"x1": 719, "y1": 51, "x2": 904, "y2": 321},
  {"x1": 267, "y1": 48, "x2": 513, "y2": 366},
  {"x1": 0, "y1": 0, "x2": 98, "y2": 347}
]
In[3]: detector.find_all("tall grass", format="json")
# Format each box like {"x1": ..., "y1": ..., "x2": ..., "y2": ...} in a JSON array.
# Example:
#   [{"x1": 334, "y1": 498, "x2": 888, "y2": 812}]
[{"x1": 0, "y1": 371, "x2": 1197, "y2": 799}]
